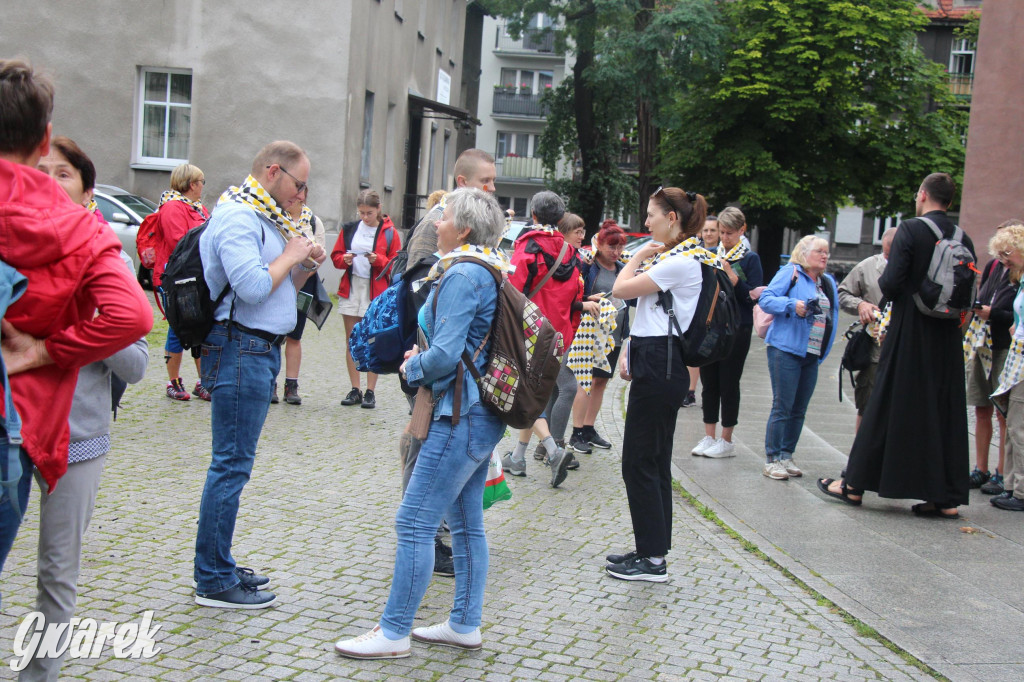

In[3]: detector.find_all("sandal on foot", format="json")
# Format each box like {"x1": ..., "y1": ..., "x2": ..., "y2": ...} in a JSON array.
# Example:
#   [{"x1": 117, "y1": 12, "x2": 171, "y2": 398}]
[
  {"x1": 911, "y1": 502, "x2": 960, "y2": 520},
  {"x1": 816, "y1": 478, "x2": 863, "y2": 506}
]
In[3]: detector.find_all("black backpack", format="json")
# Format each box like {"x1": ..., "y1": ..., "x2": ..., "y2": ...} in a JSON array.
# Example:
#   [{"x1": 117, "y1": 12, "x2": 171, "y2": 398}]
[
  {"x1": 659, "y1": 262, "x2": 741, "y2": 375},
  {"x1": 160, "y1": 219, "x2": 226, "y2": 350},
  {"x1": 838, "y1": 321, "x2": 875, "y2": 402}
]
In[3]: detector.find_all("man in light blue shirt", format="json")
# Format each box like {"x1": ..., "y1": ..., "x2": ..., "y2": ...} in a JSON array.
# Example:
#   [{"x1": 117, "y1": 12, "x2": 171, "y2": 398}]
[{"x1": 193, "y1": 141, "x2": 325, "y2": 609}]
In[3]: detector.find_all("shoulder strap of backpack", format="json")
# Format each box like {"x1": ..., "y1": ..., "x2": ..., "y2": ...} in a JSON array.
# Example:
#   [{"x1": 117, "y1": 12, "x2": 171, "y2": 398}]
[
  {"x1": 917, "y1": 216, "x2": 945, "y2": 241},
  {"x1": 528, "y1": 241, "x2": 570, "y2": 299}
]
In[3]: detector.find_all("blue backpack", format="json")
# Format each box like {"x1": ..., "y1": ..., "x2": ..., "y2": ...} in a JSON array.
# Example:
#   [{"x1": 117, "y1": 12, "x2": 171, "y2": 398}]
[{"x1": 349, "y1": 271, "x2": 416, "y2": 374}]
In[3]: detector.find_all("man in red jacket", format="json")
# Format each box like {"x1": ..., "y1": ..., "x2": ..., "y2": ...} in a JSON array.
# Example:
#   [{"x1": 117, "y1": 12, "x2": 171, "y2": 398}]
[{"x1": 0, "y1": 59, "x2": 153, "y2": 593}]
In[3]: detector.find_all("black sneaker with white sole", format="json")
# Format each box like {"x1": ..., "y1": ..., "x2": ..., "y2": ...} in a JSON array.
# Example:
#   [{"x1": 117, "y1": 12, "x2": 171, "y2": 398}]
[
  {"x1": 569, "y1": 432, "x2": 592, "y2": 454},
  {"x1": 192, "y1": 566, "x2": 271, "y2": 591},
  {"x1": 605, "y1": 550, "x2": 638, "y2": 564},
  {"x1": 195, "y1": 582, "x2": 277, "y2": 609},
  {"x1": 605, "y1": 555, "x2": 667, "y2": 582},
  {"x1": 585, "y1": 426, "x2": 612, "y2": 450}
]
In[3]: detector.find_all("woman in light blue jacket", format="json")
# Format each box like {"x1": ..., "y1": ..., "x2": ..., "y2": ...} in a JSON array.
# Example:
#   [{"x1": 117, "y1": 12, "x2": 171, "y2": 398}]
[{"x1": 758, "y1": 235, "x2": 838, "y2": 481}]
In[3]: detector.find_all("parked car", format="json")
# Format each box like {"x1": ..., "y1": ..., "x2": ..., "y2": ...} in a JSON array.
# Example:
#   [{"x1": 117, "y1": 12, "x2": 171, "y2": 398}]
[{"x1": 93, "y1": 184, "x2": 158, "y2": 288}]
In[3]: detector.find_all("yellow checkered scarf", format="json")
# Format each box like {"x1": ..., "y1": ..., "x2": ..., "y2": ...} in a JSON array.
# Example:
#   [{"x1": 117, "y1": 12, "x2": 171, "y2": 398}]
[
  {"x1": 160, "y1": 189, "x2": 207, "y2": 216},
  {"x1": 568, "y1": 298, "x2": 620, "y2": 393},
  {"x1": 993, "y1": 337, "x2": 1024, "y2": 402},
  {"x1": 635, "y1": 236, "x2": 722, "y2": 274},
  {"x1": 413, "y1": 244, "x2": 515, "y2": 292},
  {"x1": 963, "y1": 315, "x2": 994, "y2": 378},
  {"x1": 86, "y1": 198, "x2": 98, "y2": 212},
  {"x1": 218, "y1": 175, "x2": 301, "y2": 240},
  {"x1": 718, "y1": 241, "x2": 750, "y2": 263}
]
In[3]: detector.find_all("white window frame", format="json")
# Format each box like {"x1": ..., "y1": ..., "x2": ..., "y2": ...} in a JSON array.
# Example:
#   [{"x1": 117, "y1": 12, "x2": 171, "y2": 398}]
[
  {"x1": 872, "y1": 213, "x2": 902, "y2": 246},
  {"x1": 133, "y1": 67, "x2": 192, "y2": 170},
  {"x1": 949, "y1": 38, "x2": 975, "y2": 75}
]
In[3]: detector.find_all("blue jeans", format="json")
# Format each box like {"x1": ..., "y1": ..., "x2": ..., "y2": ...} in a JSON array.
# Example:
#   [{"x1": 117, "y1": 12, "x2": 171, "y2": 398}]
[
  {"x1": 0, "y1": 445, "x2": 32, "y2": 606},
  {"x1": 380, "y1": 404, "x2": 504, "y2": 635},
  {"x1": 765, "y1": 346, "x2": 819, "y2": 462},
  {"x1": 194, "y1": 324, "x2": 279, "y2": 593}
]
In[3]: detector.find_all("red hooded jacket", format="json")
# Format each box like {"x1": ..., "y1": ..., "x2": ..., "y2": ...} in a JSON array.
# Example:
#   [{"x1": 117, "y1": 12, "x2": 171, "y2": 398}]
[
  {"x1": 153, "y1": 198, "x2": 209, "y2": 287},
  {"x1": 509, "y1": 227, "x2": 584, "y2": 348},
  {"x1": 331, "y1": 214, "x2": 401, "y2": 300},
  {"x1": 0, "y1": 159, "x2": 153, "y2": 490}
]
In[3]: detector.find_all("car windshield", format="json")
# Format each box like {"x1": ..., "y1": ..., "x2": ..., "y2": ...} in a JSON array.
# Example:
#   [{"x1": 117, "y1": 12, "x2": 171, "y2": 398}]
[{"x1": 112, "y1": 193, "x2": 157, "y2": 216}]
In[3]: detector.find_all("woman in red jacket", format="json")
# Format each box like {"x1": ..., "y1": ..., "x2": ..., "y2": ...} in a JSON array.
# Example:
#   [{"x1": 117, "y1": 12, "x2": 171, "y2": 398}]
[
  {"x1": 154, "y1": 163, "x2": 209, "y2": 401},
  {"x1": 331, "y1": 189, "x2": 401, "y2": 409}
]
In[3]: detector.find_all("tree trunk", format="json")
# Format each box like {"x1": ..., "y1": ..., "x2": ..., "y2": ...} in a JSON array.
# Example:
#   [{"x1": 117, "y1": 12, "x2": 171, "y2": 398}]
[
  {"x1": 571, "y1": 4, "x2": 606, "y2": 233},
  {"x1": 635, "y1": 0, "x2": 656, "y2": 231},
  {"x1": 753, "y1": 220, "x2": 785, "y2": 283}
]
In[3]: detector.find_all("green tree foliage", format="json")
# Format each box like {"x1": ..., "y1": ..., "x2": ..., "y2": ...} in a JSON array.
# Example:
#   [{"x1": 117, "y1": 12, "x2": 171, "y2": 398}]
[
  {"x1": 481, "y1": 0, "x2": 722, "y2": 235},
  {"x1": 660, "y1": 0, "x2": 967, "y2": 277}
]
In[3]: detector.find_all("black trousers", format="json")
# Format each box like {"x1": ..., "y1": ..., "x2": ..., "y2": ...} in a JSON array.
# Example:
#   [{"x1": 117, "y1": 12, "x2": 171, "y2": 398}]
[
  {"x1": 700, "y1": 326, "x2": 753, "y2": 428},
  {"x1": 621, "y1": 336, "x2": 687, "y2": 558}
]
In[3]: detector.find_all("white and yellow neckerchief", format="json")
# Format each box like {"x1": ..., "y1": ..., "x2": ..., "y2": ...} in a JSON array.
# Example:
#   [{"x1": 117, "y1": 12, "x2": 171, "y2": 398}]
[
  {"x1": 160, "y1": 189, "x2": 207, "y2": 216},
  {"x1": 568, "y1": 298, "x2": 620, "y2": 393},
  {"x1": 718, "y1": 241, "x2": 750, "y2": 263},
  {"x1": 964, "y1": 315, "x2": 994, "y2": 377},
  {"x1": 412, "y1": 244, "x2": 515, "y2": 292},
  {"x1": 635, "y1": 236, "x2": 722, "y2": 275},
  {"x1": 870, "y1": 303, "x2": 892, "y2": 344},
  {"x1": 992, "y1": 337, "x2": 1024, "y2": 402},
  {"x1": 218, "y1": 175, "x2": 301, "y2": 240}
]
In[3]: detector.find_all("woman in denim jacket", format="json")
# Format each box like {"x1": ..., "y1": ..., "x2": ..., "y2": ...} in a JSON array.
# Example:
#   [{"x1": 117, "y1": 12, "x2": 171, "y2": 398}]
[
  {"x1": 335, "y1": 188, "x2": 508, "y2": 659},
  {"x1": 758, "y1": 235, "x2": 838, "y2": 481}
]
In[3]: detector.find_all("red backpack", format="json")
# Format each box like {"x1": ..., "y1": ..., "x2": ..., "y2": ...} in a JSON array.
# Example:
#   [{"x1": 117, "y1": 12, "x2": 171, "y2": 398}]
[{"x1": 136, "y1": 212, "x2": 161, "y2": 269}]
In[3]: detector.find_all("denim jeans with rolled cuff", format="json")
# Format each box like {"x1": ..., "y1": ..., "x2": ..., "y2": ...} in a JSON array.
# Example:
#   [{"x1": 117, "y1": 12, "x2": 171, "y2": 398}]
[{"x1": 194, "y1": 323, "x2": 279, "y2": 594}]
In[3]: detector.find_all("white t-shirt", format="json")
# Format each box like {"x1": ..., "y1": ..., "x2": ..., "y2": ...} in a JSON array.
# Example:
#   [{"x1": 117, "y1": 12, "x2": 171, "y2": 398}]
[
  {"x1": 630, "y1": 255, "x2": 703, "y2": 337},
  {"x1": 351, "y1": 221, "x2": 377, "y2": 278}
]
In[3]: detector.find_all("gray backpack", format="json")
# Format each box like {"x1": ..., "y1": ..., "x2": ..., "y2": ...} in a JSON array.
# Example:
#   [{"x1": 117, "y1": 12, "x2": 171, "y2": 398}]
[{"x1": 912, "y1": 216, "x2": 978, "y2": 320}]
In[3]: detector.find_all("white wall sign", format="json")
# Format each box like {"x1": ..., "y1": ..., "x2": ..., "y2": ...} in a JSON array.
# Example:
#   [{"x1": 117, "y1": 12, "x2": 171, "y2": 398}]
[
  {"x1": 834, "y1": 206, "x2": 864, "y2": 244},
  {"x1": 437, "y1": 70, "x2": 451, "y2": 105}
]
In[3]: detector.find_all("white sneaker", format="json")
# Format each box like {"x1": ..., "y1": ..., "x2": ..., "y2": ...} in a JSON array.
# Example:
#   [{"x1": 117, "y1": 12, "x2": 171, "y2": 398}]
[
  {"x1": 703, "y1": 439, "x2": 736, "y2": 459},
  {"x1": 762, "y1": 461, "x2": 789, "y2": 480},
  {"x1": 411, "y1": 620, "x2": 483, "y2": 650},
  {"x1": 334, "y1": 625, "x2": 411, "y2": 659},
  {"x1": 691, "y1": 436, "x2": 716, "y2": 456},
  {"x1": 782, "y1": 459, "x2": 802, "y2": 477}
]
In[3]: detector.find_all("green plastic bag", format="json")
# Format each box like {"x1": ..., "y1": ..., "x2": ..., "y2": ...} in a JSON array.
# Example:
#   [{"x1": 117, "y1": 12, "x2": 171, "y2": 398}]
[{"x1": 483, "y1": 451, "x2": 512, "y2": 510}]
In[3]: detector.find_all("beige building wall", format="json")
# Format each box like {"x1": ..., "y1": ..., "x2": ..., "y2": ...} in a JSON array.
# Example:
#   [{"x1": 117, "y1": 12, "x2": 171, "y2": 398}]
[
  {"x1": 959, "y1": 0, "x2": 1024, "y2": 258},
  {"x1": 0, "y1": 0, "x2": 470, "y2": 235}
]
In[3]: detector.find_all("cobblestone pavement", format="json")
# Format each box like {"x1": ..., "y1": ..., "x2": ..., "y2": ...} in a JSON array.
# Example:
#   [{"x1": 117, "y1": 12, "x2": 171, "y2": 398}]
[{"x1": 0, "y1": 302, "x2": 936, "y2": 681}]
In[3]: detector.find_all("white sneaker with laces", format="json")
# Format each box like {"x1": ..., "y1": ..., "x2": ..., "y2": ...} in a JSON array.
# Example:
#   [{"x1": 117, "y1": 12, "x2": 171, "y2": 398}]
[
  {"x1": 782, "y1": 459, "x2": 802, "y2": 477},
  {"x1": 691, "y1": 436, "x2": 716, "y2": 456},
  {"x1": 703, "y1": 439, "x2": 736, "y2": 458},
  {"x1": 411, "y1": 620, "x2": 483, "y2": 650},
  {"x1": 762, "y1": 461, "x2": 789, "y2": 480},
  {"x1": 334, "y1": 625, "x2": 411, "y2": 659}
]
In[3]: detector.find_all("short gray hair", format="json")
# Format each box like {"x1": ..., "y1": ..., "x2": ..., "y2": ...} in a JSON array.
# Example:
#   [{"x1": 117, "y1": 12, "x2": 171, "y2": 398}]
[
  {"x1": 530, "y1": 190, "x2": 565, "y2": 226},
  {"x1": 445, "y1": 187, "x2": 505, "y2": 248}
]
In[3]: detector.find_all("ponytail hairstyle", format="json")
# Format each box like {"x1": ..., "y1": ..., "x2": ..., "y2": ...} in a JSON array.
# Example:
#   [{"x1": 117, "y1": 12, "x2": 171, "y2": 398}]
[{"x1": 650, "y1": 186, "x2": 708, "y2": 250}]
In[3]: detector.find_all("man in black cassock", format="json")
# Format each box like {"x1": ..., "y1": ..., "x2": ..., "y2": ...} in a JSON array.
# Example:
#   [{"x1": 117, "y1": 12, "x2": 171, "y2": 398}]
[{"x1": 818, "y1": 173, "x2": 971, "y2": 518}]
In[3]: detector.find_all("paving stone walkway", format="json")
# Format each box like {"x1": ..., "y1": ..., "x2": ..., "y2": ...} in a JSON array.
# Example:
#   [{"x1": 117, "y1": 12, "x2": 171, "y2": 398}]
[{"x1": 0, "y1": 301, "x2": 936, "y2": 680}]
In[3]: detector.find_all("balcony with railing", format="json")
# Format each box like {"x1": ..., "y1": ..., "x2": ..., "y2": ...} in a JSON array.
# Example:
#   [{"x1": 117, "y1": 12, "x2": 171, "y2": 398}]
[
  {"x1": 947, "y1": 73, "x2": 973, "y2": 102},
  {"x1": 495, "y1": 156, "x2": 545, "y2": 182},
  {"x1": 495, "y1": 26, "x2": 561, "y2": 55},
  {"x1": 492, "y1": 91, "x2": 549, "y2": 118}
]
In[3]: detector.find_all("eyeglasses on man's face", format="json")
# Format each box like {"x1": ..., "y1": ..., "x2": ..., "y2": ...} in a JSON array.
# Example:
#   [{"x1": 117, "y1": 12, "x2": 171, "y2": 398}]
[{"x1": 269, "y1": 165, "x2": 307, "y2": 195}]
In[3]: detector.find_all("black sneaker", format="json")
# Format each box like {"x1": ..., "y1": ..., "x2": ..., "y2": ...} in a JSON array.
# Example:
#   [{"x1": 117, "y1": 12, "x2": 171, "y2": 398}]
[
  {"x1": 569, "y1": 432, "x2": 592, "y2": 454},
  {"x1": 605, "y1": 550, "x2": 637, "y2": 564},
  {"x1": 981, "y1": 473, "x2": 1005, "y2": 495},
  {"x1": 270, "y1": 382, "x2": 280, "y2": 404},
  {"x1": 969, "y1": 467, "x2": 991, "y2": 488},
  {"x1": 585, "y1": 427, "x2": 612, "y2": 450},
  {"x1": 681, "y1": 390, "x2": 696, "y2": 408},
  {"x1": 234, "y1": 566, "x2": 271, "y2": 590},
  {"x1": 434, "y1": 538, "x2": 455, "y2": 576},
  {"x1": 195, "y1": 582, "x2": 277, "y2": 609},
  {"x1": 340, "y1": 387, "x2": 362, "y2": 406},
  {"x1": 992, "y1": 495, "x2": 1024, "y2": 511},
  {"x1": 566, "y1": 452, "x2": 580, "y2": 470},
  {"x1": 605, "y1": 556, "x2": 667, "y2": 582},
  {"x1": 361, "y1": 389, "x2": 376, "y2": 409}
]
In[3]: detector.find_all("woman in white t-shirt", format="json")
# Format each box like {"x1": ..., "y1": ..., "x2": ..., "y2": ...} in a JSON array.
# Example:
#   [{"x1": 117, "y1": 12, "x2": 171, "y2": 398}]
[
  {"x1": 606, "y1": 186, "x2": 709, "y2": 583},
  {"x1": 330, "y1": 189, "x2": 402, "y2": 409}
]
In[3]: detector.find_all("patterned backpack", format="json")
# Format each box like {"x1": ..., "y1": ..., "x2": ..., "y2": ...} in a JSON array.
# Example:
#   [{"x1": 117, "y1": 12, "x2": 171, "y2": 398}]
[{"x1": 451, "y1": 260, "x2": 564, "y2": 429}]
